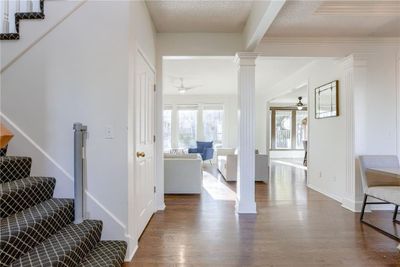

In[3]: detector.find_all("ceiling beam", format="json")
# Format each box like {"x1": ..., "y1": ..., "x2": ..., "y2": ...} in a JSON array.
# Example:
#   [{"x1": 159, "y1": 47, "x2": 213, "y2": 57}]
[{"x1": 242, "y1": 0, "x2": 286, "y2": 52}]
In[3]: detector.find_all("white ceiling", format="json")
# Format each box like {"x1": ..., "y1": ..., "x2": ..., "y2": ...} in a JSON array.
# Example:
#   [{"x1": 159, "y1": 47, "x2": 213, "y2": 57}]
[
  {"x1": 265, "y1": 0, "x2": 400, "y2": 38},
  {"x1": 145, "y1": 1, "x2": 254, "y2": 33},
  {"x1": 163, "y1": 57, "x2": 314, "y2": 95},
  {"x1": 270, "y1": 85, "x2": 308, "y2": 105}
]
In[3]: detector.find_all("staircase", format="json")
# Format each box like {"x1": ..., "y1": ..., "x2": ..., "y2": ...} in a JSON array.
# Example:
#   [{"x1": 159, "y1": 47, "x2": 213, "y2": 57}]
[
  {"x1": 1, "y1": 0, "x2": 45, "y2": 40},
  {"x1": 0, "y1": 152, "x2": 127, "y2": 266}
]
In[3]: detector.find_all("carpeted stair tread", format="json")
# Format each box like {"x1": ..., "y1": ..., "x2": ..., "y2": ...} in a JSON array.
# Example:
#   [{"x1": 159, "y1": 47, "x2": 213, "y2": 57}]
[
  {"x1": 10, "y1": 220, "x2": 103, "y2": 267},
  {"x1": 0, "y1": 156, "x2": 32, "y2": 183},
  {"x1": 79, "y1": 241, "x2": 127, "y2": 267},
  {"x1": 0, "y1": 198, "x2": 74, "y2": 266},
  {"x1": 0, "y1": 176, "x2": 56, "y2": 218}
]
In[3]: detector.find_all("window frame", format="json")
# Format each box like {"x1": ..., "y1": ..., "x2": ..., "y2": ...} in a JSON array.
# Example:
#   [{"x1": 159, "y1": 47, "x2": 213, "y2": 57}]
[
  {"x1": 270, "y1": 107, "x2": 308, "y2": 151},
  {"x1": 163, "y1": 103, "x2": 225, "y2": 149}
]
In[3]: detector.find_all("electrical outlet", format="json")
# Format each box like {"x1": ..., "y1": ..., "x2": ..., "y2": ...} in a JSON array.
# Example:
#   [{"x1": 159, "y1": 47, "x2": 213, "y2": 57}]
[{"x1": 104, "y1": 125, "x2": 114, "y2": 139}]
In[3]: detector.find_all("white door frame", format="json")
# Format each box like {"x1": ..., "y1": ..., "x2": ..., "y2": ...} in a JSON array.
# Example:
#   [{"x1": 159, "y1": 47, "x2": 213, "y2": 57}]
[{"x1": 127, "y1": 46, "x2": 158, "y2": 258}]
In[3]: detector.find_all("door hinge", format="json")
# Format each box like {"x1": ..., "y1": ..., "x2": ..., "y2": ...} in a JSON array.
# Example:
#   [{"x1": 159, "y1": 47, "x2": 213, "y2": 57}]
[
  {"x1": 154, "y1": 84, "x2": 156, "y2": 92},
  {"x1": 153, "y1": 135, "x2": 156, "y2": 142},
  {"x1": 154, "y1": 186, "x2": 156, "y2": 193}
]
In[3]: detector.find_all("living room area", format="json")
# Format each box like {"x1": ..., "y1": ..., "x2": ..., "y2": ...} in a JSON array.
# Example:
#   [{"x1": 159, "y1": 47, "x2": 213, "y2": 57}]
[
  {"x1": 162, "y1": 57, "x2": 269, "y2": 197},
  {"x1": 162, "y1": 56, "x2": 322, "y2": 197}
]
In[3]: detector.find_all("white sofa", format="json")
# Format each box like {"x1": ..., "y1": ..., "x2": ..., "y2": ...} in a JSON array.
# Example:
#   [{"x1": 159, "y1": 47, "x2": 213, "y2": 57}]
[
  {"x1": 218, "y1": 153, "x2": 269, "y2": 182},
  {"x1": 164, "y1": 153, "x2": 203, "y2": 194}
]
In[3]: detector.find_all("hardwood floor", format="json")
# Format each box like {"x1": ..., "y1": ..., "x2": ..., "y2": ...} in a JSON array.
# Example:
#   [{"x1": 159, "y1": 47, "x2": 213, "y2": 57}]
[{"x1": 125, "y1": 161, "x2": 400, "y2": 266}]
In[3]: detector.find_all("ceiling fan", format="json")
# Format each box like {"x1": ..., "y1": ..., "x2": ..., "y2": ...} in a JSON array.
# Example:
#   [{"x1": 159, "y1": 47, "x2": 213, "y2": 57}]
[
  {"x1": 280, "y1": 96, "x2": 305, "y2": 110},
  {"x1": 296, "y1": 96, "x2": 305, "y2": 110},
  {"x1": 172, "y1": 77, "x2": 202, "y2": 94}
]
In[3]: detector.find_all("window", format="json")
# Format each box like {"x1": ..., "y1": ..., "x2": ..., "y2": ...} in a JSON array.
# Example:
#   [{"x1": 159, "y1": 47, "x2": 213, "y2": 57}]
[
  {"x1": 163, "y1": 104, "x2": 225, "y2": 150},
  {"x1": 177, "y1": 105, "x2": 198, "y2": 148},
  {"x1": 163, "y1": 107, "x2": 172, "y2": 150},
  {"x1": 275, "y1": 111, "x2": 292, "y2": 149},
  {"x1": 271, "y1": 108, "x2": 308, "y2": 150},
  {"x1": 203, "y1": 105, "x2": 224, "y2": 147},
  {"x1": 296, "y1": 111, "x2": 308, "y2": 149}
]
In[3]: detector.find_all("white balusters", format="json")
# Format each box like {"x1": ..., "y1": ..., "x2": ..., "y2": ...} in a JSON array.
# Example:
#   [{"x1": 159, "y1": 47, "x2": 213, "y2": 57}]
[
  {"x1": 1, "y1": 0, "x2": 41, "y2": 35},
  {"x1": 15, "y1": 0, "x2": 20, "y2": 12},
  {"x1": 2, "y1": 0, "x2": 10, "y2": 33},
  {"x1": 27, "y1": 0, "x2": 33, "y2": 12}
]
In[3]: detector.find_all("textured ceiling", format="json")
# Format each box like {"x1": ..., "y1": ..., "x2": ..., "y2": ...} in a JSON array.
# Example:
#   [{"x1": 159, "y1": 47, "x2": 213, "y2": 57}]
[
  {"x1": 163, "y1": 57, "x2": 314, "y2": 95},
  {"x1": 265, "y1": 0, "x2": 400, "y2": 38},
  {"x1": 145, "y1": 0, "x2": 254, "y2": 32}
]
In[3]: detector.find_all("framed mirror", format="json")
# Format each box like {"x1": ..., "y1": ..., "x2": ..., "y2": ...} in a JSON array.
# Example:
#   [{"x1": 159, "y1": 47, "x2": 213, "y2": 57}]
[{"x1": 315, "y1": 80, "x2": 339, "y2": 119}]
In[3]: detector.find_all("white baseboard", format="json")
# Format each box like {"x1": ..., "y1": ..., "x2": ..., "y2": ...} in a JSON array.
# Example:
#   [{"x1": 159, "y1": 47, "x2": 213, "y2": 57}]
[
  {"x1": 124, "y1": 234, "x2": 138, "y2": 262},
  {"x1": 341, "y1": 197, "x2": 364, "y2": 213},
  {"x1": 307, "y1": 183, "x2": 342, "y2": 203},
  {"x1": 157, "y1": 202, "x2": 166, "y2": 211}
]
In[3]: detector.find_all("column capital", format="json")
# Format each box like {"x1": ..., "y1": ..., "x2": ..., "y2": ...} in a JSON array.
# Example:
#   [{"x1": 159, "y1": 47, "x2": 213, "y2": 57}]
[{"x1": 234, "y1": 52, "x2": 259, "y2": 66}]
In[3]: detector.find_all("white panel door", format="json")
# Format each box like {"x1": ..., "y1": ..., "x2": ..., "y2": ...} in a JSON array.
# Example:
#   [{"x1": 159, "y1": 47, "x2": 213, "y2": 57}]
[{"x1": 135, "y1": 51, "x2": 155, "y2": 238}]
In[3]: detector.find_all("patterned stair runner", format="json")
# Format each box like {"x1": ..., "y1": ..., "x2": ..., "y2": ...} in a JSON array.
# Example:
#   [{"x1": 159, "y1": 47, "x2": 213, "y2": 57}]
[
  {"x1": 79, "y1": 241, "x2": 127, "y2": 267},
  {"x1": 0, "y1": 176, "x2": 56, "y2": 218},
  {"x1": 0, "y1": 153, "x2": 126, "y2": 266},
  {"x1": 1, "y1": 198, "x2": 74, "y2": 266},
  {"x1": 0, "y1": 156, "x2": 32, "y2": 183}
]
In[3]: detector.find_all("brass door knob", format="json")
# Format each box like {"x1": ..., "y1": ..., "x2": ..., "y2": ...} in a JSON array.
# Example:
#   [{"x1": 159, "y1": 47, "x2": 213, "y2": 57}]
[{"x1": 136, "y1": 152, "x2": 145, "y2": 158}]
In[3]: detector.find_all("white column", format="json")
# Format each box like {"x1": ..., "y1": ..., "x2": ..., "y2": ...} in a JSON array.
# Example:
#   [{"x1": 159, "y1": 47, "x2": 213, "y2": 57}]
[
  {"x1": 235, "y1": 52, "x2": 258, "y2": 214},
  {"x1": 341, "y1": 54, "x2": 368, "y2": 212}
]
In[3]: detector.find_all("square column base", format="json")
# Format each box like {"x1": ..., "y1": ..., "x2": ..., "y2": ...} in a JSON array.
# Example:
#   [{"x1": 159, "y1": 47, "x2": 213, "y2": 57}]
[{"x1": 235, "y1": 198, "x2": 257, "y2": 214}]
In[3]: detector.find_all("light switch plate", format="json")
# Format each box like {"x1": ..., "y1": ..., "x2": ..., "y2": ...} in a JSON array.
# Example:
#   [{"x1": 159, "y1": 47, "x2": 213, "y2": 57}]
[{"x1": 104, "y1": 125, "x2": 114, "y2": 139}]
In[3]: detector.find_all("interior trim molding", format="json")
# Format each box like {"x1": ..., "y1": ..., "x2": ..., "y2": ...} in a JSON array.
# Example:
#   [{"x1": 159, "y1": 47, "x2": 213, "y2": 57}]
[
  {"x1": 341, "y1": 197, "x2": 363, "y2": 213},
  {"x1": 0, "y1": 112, "x2": 128, "y2": 235},
  {"x1": 124, "y1": 234, "x2": 138, "y2": 262},
  {"x1": 315, "y1": 1, "x2": 400, "y2": 16},
  {"x1": 396, "y1": 51, "x2": 400, "y2": 159},
  {"x1": 260, "y1": 37, "x2": 400, "y2": 46},
  {"x1": 307, "y1": 183, "x2": 342, "y2": 204}
]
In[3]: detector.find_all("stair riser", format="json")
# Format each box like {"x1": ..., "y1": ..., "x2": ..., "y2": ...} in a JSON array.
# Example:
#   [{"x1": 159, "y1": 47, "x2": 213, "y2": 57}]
[
  {"x1": 0, "y1": 157, "x2": 32, "y2": 183},
  {"x1": 1, "y1": 201, "x2": 74, "y2": 266},
  {"x1": 1, "y1": 177, "x2": 56, "y2": 218},
  {"x1": 11, "y1": 221, "x2": 103, "y2": 267},
  {"x1": 79, "y1": 241, "x2": 127, "y2": 267}
]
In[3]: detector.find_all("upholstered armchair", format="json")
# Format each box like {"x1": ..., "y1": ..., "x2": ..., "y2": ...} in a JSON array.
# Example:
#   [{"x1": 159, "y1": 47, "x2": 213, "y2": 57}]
[
  {"x1": 359, "y1": 155, "x2": 400, "y2": 240},
  {"x1": 188, "y1": 141, "x2": 214, "y2": 162}
]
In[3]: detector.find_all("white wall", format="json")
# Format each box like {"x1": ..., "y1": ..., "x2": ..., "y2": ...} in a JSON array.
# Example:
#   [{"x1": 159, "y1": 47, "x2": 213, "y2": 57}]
[{"x1": 1, "y1": 0, "x2": 157, "y2": 260}]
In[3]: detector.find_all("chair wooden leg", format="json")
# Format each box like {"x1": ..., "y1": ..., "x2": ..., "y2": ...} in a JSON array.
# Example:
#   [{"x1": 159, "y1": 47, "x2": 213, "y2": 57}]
[
  {"x1": 360, "y1": 194, "x2": 368, "y2": 222},
  {"x1": 394, "y1": 205, "x2": 399, "y2": 222}
]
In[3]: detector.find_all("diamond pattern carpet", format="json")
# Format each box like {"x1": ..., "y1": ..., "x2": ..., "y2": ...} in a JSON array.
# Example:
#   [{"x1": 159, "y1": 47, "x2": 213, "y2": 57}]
[{"x1": 0, "y1": 154, "x2": 126, "y2": 266}]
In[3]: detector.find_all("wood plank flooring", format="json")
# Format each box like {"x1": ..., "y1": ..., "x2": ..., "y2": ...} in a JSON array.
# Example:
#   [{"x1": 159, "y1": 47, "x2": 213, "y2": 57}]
[{"x1": 125, "y1": 160, "x2": 400, "y2": 266}]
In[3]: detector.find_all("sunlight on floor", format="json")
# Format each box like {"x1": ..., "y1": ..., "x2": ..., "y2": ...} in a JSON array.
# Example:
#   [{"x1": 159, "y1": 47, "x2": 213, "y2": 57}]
[
  {"x1": 202, "y1": 171, "x2": 236, "y2": 201},
  {"x1": 272, "y1": 159, "x2": 307, "y2": 170}
]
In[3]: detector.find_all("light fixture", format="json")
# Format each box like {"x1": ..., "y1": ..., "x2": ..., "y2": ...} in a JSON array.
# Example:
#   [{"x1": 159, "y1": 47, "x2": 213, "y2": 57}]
[
  {"x1": 297, "y1": 96, "x2": 304, "y2": 110},
  {"x1": 178, "y1": 88, "x2": 186, "y2": 94}
]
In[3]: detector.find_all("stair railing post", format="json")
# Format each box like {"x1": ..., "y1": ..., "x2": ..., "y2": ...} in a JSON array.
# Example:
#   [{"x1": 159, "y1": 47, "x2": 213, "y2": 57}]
[
  {"x1": 73, "y1": 122, "x2": 87, "y2": 224},
  {"x1": 2, "y1": 0, "x2": 9, "y2": 33},
  {"x1": 27, "y1": 0, "x2": 33, "y2": 12},
  {"x1": 16, "y1": 0, "x2": 20, "y2": 13}
]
